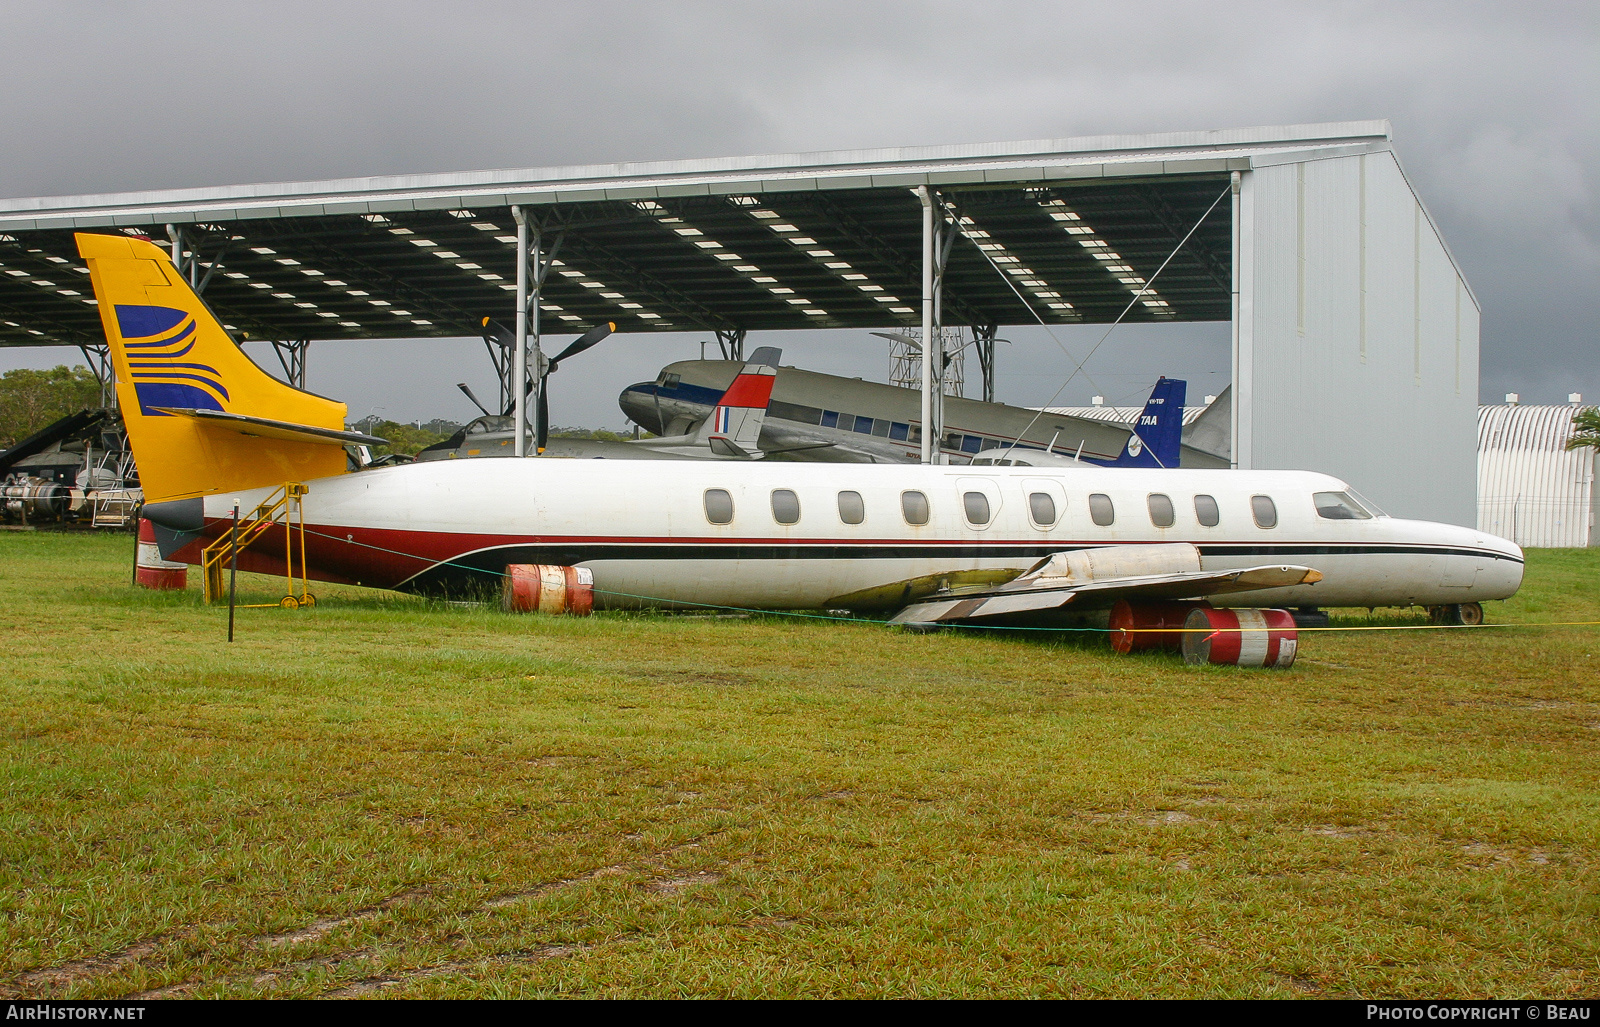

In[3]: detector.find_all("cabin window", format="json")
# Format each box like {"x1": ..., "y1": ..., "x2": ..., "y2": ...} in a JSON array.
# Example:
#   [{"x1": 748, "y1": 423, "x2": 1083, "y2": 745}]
[
  {"x1": 771, "y1": 489, "x2": 801, "y2": 525},
  {"x1": 837, "y1": 491, "x2": 865, "y2": 525},
  {"x1": 1314, "y1": 491, "x2": 1372, "y2": 520},
  {"x1": 901, "y1": 490, "x2": 930, "y2": 526},
  {"x1": 853, "y1": 415, "x2": 874, "y2": 435},
  {"x1": 962, "y1": 435, "x2": 983, "y2": 455},
  {"x1": 1028, "y1": 492, "x2": 1058, "y2": 527},
  {"x1": 963, "y1": 491, "x2": 991, "y2": 526},
  {"x1": 704, "y1": 489, "x2": 734, "y2": 525},
  {"x1": 1194, "y1": 494, "x2": 1220, "y2": 527},
  {"x1": 769, "y1": 400, "x2": 821, "y2": 425},
  {"x1": 1148, "y1": 493, "x2": 1175, "y2": 528},
  {"x1": 889, "y1": 422, "x2": 909, "y2": 442},
  {"x1": 1251, "y1": 495, "x2": 1278, "y2": 529},
  {"x1": 1089, "y1": 493, "x2": 1115, "y2": 526},
  {"x1": 820, "y1": 410, "x2": 840, "y2": 429}
]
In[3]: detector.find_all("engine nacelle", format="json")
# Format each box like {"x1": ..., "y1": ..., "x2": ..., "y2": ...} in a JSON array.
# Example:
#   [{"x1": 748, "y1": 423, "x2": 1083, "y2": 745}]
[
  {"x1": 1029, "y1": 543, "x2": 1202, "y2": 583},
  {"x1": 1, "y1": 478, "x2": 69, "y2": 523}
]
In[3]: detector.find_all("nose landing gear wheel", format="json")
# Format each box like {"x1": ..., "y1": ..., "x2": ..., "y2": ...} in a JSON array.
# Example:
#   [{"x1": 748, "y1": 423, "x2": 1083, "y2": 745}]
[{"x1": 1428, "y1": 603, "x2": 1484, "y2": 626}]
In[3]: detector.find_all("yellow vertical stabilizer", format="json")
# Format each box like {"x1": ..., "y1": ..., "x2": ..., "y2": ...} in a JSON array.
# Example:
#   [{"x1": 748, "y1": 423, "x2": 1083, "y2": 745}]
[{"x1": 77, "y1": 233, "x2": 351, "y2": 504}]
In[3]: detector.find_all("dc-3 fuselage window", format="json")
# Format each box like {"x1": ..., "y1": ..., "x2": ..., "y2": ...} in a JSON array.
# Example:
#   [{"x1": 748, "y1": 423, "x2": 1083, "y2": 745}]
[
  {"x1": 1028, "y1": 492, "x2": 1057, "y2": 527},
  {"x1": 837, "y1": 490, "x2": 865, "y2": 525},
  {"x1": 1148, "y1": 493, "x2": 1175, "y2": 528},
  {"x1": 1089, "y1": 493, "x2": 1115, "y2": 526},
  {"x1": 1314, "y1": 491, "x2": 1373, "y2": 520},
  {"x1": 902, "y1": 490, "x2": 930, "y2": 526},
  {"x1": 963, "y1": 491, "x2": 991, "y2": 526},
  {"x1": 1194, "y1": 494, "x2": 1220, "y2": 527},
  {"x1": 704, "y1": 488, "x2": 734, "y2": 525},
  {"x1": 1251, "y1": 495, "x2": 1278, "y2": 529},
  {"x1": 771, "y1": 489, "x2": 800, "y2": 525}
]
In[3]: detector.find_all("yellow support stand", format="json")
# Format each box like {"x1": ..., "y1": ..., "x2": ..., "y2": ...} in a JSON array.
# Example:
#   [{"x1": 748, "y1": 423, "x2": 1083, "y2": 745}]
[{"x1": 202, "y1": 483, "x2": 316, "y2": 608}]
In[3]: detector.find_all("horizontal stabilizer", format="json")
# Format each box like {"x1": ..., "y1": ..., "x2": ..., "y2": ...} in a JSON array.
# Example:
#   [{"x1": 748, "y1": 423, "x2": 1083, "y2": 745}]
[
  {"x1": 152, "y1": 408, "x2": 387, "y2": 447},
  {"x1": 889, "y1": 564, "x2": 1322, "y2": 626}
]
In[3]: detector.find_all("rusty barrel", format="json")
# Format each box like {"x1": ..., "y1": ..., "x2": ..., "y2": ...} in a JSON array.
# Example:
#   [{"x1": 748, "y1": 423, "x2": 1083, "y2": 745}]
[
  {"x1": 502, "y1": 564, "x2": 595, "y2": 615},
  {"x1": 1180, "y1": 607, "x2": 1298, "y2": 668},
  {"x1": 135, "y1": 518, "x2": 188, "y2": 590},
  {"x1": 1108, "y1": 600, "x2": 1212, "y2": 653}
]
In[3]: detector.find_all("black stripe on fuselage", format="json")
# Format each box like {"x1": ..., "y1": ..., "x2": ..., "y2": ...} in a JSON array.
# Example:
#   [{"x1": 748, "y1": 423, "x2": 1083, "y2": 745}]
[{"x1": 397, "y1": 538, "x2": 1521, "y2": 593}]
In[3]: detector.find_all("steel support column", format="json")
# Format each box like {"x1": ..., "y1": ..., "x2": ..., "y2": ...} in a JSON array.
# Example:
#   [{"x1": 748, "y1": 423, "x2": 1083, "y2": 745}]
[
  {"x1": 1230, "y1": 170, "x2": 1252, "y2": 470},
  {"x1": 916, "y1": 186, "x2": 935, "y2": 464},
  {"x1": 529, "y1": 224, "x2": 546, "y2": 454},
  {"x1": 166, "y1": 225, "x2": 185, "y2": 281},
  {"x1": 512, "y1": 206, "x2": 530, "y2": 457},
  {"x1": 271, "y1": 338, "x2": 310, "y2": 390},
  {"x1": 164, "y1": 223, "x2": 227, "y2": 293},
  {"x1": 714, "y1": 328, "x2": 746, "y2": 362},
  {"x1": 77, "y1": 342, "x2": 113, "y2": 409}
]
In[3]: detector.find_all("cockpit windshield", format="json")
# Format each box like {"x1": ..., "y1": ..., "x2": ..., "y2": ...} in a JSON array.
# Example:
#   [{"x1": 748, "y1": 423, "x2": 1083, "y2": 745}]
[{"x1": 1314, "y1": 491, "x2": 1375, "y2": 520}]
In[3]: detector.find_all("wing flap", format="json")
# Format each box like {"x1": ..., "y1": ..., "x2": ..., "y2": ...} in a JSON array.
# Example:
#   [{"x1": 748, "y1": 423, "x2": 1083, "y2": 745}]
[{"x1": 153, "y1": 407, "x2": 387, "y2": 447}]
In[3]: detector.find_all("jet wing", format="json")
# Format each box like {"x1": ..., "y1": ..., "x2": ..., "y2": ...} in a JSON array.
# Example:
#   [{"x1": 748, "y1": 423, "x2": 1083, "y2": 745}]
[
  {"x1": 887, "y1": 564, "x2": 1321, "y2": 626},
  {"x1": 860, "y1": 542, "x2": 1322, "y2": 627}
]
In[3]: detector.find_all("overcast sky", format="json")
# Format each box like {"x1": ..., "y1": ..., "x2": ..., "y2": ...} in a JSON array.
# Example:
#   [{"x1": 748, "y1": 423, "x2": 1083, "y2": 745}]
[{"x1": 0, "y1": 1, "x2": 1593, "y2": 426}]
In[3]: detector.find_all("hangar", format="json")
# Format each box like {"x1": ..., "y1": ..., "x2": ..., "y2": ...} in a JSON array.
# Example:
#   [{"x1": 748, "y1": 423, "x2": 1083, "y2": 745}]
[{"x1": 0, "y1": 120, "x2": 1479, "y2": 524}]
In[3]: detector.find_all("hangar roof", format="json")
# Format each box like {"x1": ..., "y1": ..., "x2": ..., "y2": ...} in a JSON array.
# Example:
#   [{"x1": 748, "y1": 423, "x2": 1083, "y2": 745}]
[{"x1": 0, "y1": 121, "x2": 1392, "y2": 348}]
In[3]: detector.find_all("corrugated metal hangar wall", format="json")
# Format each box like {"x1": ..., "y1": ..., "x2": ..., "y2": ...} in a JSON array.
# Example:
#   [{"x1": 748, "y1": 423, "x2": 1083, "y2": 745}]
[
  {"x1": 1235, "y1": 151, "x2": 1479, "y2": 526},
  {"x1": 1478, "y1": 404, "x2": 1598, "y2": 548}
]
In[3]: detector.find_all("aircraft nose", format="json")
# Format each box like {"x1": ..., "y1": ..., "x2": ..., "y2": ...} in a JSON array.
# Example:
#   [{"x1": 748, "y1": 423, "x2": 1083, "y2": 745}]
[
  {"x1": 1474, "y1": 525, "x2": 1523, "y2": 562},
  {"x1": 617, "y1": 383, "x2": 660, "y2": 432}
]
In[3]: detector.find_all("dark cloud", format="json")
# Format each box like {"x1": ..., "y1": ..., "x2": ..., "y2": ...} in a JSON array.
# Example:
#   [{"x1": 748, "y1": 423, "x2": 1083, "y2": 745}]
[{"x1": 1, "y1": 1, "x2": 1593, "y2": 412}]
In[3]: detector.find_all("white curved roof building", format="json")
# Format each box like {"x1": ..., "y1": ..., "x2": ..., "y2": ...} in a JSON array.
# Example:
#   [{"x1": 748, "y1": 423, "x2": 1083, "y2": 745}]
[{"x1": 1478, "y1": 403, "x2": 1597, "y2": 548}]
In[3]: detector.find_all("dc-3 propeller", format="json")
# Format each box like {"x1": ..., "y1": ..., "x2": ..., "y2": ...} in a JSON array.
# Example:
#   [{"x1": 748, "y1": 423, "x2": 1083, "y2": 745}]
[{"x1": 474, "y1": 317, "x2": 617, "y2": 451}]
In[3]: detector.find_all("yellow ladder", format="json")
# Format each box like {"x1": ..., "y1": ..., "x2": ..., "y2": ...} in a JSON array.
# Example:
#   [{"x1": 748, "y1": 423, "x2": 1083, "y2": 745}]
[{"x1": 202, "y1": 483, "x2": 316, "y2": 608}]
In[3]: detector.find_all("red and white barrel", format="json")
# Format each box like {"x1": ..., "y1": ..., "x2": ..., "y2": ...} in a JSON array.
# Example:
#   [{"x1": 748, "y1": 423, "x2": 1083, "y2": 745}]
[
  {"x1": 502, "y1": 564, "x2": 595, "y2": 615},
  {"x1": 1181, "y1": 607, "x2": 1298, "y2": 668},
  {"x1": 1108, "y1": 600, "x2": 1212, "y2": 654},
  {"x1": 135, "y1": 518, "x2": 188, "y2": 590}
]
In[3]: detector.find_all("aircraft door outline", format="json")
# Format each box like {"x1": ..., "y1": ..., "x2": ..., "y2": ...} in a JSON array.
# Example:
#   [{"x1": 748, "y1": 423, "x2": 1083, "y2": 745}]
[
  {"x1": 1021, "y1": 478, "x2": 1068, "y2": 531},
  {"x1": 955, "y1": 476, "x2": 1004, "y2": 532}
]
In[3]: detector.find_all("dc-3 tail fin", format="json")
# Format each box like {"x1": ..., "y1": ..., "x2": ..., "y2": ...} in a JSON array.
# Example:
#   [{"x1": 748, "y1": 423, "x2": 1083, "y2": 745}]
[
  {"x1": 77, "y1": 233, "x2": 380, "y2": 505},
  {"x1": 694, "y1": 346, "x2": 780, "y2": 458},
  {"x1": 1103, "y1": 377, "x2": 1186, "y2": 468}
]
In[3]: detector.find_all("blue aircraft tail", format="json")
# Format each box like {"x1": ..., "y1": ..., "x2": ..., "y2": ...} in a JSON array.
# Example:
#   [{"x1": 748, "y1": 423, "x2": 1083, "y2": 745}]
[{"x1": 1092, "y1": 377, "x2": 1186, "y2": 468}]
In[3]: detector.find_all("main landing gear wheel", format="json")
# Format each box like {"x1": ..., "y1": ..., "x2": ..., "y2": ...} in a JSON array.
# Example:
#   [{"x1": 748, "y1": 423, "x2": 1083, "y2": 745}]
[{"x1": 1428, "y1": 603, "x2": 1484, "y2": 626}]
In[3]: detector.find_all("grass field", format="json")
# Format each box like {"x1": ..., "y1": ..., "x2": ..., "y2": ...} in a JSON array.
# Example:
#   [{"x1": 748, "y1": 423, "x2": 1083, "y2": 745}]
[{"x1": 2, "y1": 530, "x2": 1597, "y2": 999}]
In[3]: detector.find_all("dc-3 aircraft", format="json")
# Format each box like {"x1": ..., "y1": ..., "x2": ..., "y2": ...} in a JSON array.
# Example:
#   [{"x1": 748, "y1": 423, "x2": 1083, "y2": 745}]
[
  {"x1": 620, "y1": 357, "x2": 1231, "y2": 467},
  {"x1": 80, "y1": 232, "x2": 1522, "y2": 659},
  {"x1": 418, "y1": 347, "x2": 810, "y2": 463}
]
